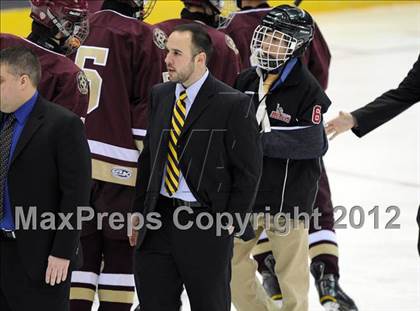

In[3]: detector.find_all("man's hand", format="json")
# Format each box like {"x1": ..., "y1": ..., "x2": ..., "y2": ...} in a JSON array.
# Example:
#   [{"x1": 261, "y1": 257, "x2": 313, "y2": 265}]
[
  {"x1": 45, "y1": 255, "x2": 70, "y2": 286},
  {"x1": 325, "y1": 111, "x2": 357, "y2": 140},
  {"x1": 128, "y1": 214, "x2": 140, "y2": 247}
]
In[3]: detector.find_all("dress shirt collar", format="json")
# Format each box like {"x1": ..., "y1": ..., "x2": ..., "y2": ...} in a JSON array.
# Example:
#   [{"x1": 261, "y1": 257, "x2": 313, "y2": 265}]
[
  {"x1": 175, "y1": 69, "x2": 209, "y2": 104},
  {"x1": 13, "y1": 91, "x2": 38, "y2": 125}
]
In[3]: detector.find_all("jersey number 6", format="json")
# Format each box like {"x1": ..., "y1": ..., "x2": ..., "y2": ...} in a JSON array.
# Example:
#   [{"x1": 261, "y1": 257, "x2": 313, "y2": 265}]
[{"x1": 75, "y1": 46, "x2": 109, "y2": 114}]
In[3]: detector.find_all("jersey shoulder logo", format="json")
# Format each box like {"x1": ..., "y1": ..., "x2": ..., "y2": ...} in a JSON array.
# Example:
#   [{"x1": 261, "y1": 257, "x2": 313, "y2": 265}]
[
  {"x1": 76, "y1": 71, "x2": 89, "y2": 95},
  {"x1": 153, "y1": 28, "x2": 168, "y2": 50},
  {"x1": 225, "y1": 34, "x2": 239, "y2": 55}
]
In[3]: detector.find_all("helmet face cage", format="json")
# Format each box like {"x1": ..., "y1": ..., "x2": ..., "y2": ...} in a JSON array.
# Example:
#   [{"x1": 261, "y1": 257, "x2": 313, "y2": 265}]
[
  {"x1": 220, "y1": 0, "x2": 238, "y2": 16},
  {"x1": 208, "y1": 0, "x2": 223, "y2": 14},
  {"x1": 250, "y1": 25, "x2": 297, "y2": 71},
  {"x1": 30, "y1": 1, "x2": 89, "y2": 55},
  {"x1": 217, "y1": 0, "x2": 239, "y2": 29},
  {"x1": 141, "y1": 0, "x2": 157, "y2": 20}
]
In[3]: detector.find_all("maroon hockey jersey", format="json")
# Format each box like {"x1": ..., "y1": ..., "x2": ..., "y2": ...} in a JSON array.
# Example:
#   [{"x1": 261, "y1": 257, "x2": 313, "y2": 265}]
[
  {"x1": 153, "y1": 19, "x2": 241, "y2": 86},
  {"x1": 69, "y1": 9, "x2": 162, "y2": 187},
  {"x1": 88, "y1": 0, "x2": 103, "y2": 13},
  {"x1": 301, "y1": 23, "x2": 331, "y2": 90},
  {"x1": 0, "y1": 33, "x2": 89, "y2": 118},
  {"x1": 221, "y1": 8, "x2": 331, "y2": 90}
]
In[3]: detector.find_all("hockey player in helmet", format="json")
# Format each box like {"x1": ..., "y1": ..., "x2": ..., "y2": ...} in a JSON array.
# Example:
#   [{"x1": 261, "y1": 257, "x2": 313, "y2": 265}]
[
  {"x1": 222, "y1": 2, "x2": 358, "y2": 311},
  {"x1": 28, "y1": 0, "x2": 89, "y2": 55},
  {"x1": 232, "y1": 5, "x2": 331, "y2": 311},
  {"x1": 249, "y1": 5, "x2": 314, "y2": 71},
  {"x1": 1, "y1": 0, "x2": 89, "y2": 118}
]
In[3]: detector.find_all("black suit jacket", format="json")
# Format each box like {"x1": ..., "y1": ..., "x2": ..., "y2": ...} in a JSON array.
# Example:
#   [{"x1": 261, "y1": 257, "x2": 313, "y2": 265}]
[
  {"x1": 352, "y1": 53, "x2": 420, "y2": 137},
  {"x1": 133, "y1": 74, "x2": 262, "y2": 246},
  {"x1": 3, "y1": 96, "x2": 91, "y2": 281}
]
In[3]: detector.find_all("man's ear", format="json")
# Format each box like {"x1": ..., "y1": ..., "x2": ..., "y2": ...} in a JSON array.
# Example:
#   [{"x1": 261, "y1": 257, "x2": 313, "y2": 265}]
[
  {"x1": 197, "y1": 52, "x2": 207, "y2": 66},
  {"x1": 19, "y1": 74, "x2": 31, "y2": 90}
]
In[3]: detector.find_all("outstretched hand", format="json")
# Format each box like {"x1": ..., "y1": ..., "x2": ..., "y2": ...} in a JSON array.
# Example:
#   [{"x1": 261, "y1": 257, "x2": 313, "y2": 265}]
[{"x1": 325, "y1": 111, "x2": 356, "y2": 140}]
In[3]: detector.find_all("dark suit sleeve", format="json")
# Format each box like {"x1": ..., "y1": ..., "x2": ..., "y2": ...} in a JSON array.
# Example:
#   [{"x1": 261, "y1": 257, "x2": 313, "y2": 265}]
[
  {"x1": 51, "y1": 116, "x2": 91, "y2": 260},
  {"x1": 132, "y1": 88, "x2": 154, "y2": 215},
  {"x1": 225, "y1": 95, "x2": 263, "y2": 228},
  {"x1": 351, "y1": 54, "x2": 420, "y2": 137}
]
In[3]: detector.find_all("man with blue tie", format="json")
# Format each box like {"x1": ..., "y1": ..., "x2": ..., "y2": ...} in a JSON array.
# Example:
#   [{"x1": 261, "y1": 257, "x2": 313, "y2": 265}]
[
  {"x1": 129, "y1": 23, "x2": 262, "y2": 311},
  {"x1": 0, "y1": 46, "x2": 91, "y2": 311}
]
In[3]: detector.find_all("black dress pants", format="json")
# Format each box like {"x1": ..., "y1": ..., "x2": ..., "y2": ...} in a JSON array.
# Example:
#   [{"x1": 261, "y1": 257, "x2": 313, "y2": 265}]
[
  {"x1": 0, "y1": 239, "x2": 71, "y2": 311},
  {"x1": 134, "y1": 195, "x2": 234, "y2": 311}
]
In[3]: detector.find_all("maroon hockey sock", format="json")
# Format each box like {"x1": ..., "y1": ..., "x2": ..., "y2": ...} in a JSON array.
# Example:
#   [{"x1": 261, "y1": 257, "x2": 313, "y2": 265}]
[
  {"x1": 312, "y1": 254, "x2": 339, "y2": 277},
  {"x1": 253, "y1": 250, "x2": 274, "y2": 273}
]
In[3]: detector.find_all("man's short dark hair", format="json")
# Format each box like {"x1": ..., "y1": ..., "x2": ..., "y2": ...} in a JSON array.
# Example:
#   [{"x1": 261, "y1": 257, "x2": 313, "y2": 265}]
[
  {"x1": 172, "y1": 23, "x2": 213, "y2": 64},
  {"x1": 0, "y1": 46, "x2": 42, "y2": 87}
]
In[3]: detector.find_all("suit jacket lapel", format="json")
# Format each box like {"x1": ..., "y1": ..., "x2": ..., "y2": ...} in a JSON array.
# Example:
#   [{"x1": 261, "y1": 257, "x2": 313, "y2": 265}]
[
  {"x1": 180, "y1": 74, "x2": 215, "y2": 138},
  {"x1": 11, "y1": 98, "x2": 46, "y2": 165},
  {"x1": 160, "y1": 88, "x2": 176, "y2": 131},
  {"x1": 153, "y1": 86, "x2": 176, "y2": 172}
]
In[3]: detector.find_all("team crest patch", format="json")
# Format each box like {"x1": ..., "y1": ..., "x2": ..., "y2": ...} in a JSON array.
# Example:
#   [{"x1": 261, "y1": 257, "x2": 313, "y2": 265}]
[
  {"x1": 153, "y1": 28, "x2": 168, "y2": 50},
  {"x1": 270, "y1": 104, "x2": 291, "y2": 123},
  {"x1": 111, "y1": 167, "x2": 132, "y2": 180},
  {"x1": 76, "y1": 71, "x2": 89, "y2": 95},
  {"x1": 225, "y1": 35, "x2": 239, "y2": 55}
]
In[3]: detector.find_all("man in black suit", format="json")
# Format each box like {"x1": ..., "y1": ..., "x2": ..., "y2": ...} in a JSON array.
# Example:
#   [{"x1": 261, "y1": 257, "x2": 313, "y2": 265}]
[
  {"x1": 129, "y1": 23, "x2": 262, "y2": 311},
  {"x1": 325, "y1": 53, "x2": 420, "y2": 256},
  {"x1": 0, "y1": 47, "x2": 91, "y2": 311},
  {"x1": 325, "y1": 53, "x2": 419, "y2": 139}
]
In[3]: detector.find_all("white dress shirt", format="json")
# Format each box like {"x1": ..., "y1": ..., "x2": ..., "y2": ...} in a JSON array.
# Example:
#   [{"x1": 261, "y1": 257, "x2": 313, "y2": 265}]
[{"x1": 160, "y1": 69, "x2": 210, "y2": 202}]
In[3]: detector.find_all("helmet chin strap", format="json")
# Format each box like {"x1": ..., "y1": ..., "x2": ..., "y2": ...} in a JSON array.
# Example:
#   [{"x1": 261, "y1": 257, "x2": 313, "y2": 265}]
[
  {"x1": 46, "y1": 8, "x2": 72, "y2": 38},
  {"x1": 45, "y1": 8, "x2": 85, "y2": 54}
]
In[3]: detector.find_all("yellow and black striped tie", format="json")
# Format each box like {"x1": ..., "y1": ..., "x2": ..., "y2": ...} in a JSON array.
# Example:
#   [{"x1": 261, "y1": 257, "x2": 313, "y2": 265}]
[{"x1": 164, "y1": 90, "x2": 187, "y2": 196}]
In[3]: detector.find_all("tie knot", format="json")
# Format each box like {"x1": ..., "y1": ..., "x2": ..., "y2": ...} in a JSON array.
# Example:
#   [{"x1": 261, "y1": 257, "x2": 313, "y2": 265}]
[
  {"x1": 2, "y1": 114, "x2": 16, "y2": 127},
  {"x1": 179, "y1": 91, "x2": 187, "y2": 101}
]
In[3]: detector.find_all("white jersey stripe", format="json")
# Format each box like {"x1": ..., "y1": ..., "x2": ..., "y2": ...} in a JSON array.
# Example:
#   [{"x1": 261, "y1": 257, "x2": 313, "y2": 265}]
[
  {"x1": 132, "y1": 128, "x2": 147, "y2": 137},
  {"x1": 98, "y1": 273, "x2": 135, "y2": 287},
  {"x1": 71, "y1": 271, "x2": 99, "y2": 285},
  {"x1": 88, "y1": 140, "x2": 140, "y2": 163},
  {"x1": 271, "y1": 125, "x2": 313, "y2": 131},
  {"x1": 309, "y1": 230, "x2": 337, "y2": 245}
]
